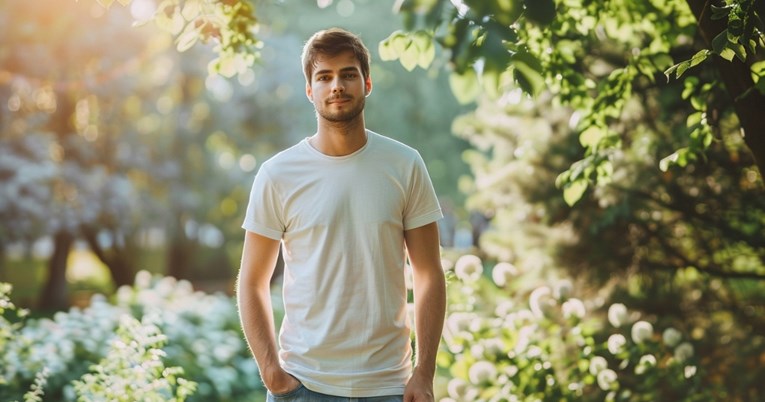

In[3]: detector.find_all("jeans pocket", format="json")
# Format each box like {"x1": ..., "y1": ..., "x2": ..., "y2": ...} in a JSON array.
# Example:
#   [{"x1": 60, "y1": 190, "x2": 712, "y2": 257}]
[{"x1": 269, "y1": 383, "x2": 304, "y2": 399}]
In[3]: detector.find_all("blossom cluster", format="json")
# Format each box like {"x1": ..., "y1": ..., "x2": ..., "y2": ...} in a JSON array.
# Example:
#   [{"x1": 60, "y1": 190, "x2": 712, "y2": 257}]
[
  {"x1": 0, "y1": 272, "x2": 262, "y2": 401},
  {"x1": 438, "y1": 254, "x2": 707, "y2": 402}
]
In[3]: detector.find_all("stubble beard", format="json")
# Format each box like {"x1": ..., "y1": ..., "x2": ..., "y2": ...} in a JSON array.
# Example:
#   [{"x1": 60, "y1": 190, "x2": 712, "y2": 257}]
[{"x1": 316, "y1": 96, "x2": 365, "y2": 123}]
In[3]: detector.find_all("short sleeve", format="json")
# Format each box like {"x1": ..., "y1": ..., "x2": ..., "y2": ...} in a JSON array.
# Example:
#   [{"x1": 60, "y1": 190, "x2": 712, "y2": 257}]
[
  {"x1": 242, "y1": 165, "x2": 285, "y2": 240},
  {"x1": 403, "y1": 152, "x2": 443, "y2": 231}
]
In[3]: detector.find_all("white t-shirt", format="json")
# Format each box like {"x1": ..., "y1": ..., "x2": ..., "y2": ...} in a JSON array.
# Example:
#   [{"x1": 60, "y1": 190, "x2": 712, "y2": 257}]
[{"x1": 242, "y1": 130, "x2": 443, "y2": 397}]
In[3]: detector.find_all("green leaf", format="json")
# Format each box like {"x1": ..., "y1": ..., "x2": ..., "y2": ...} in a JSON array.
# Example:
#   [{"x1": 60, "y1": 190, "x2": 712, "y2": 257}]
[
  {"x1": 689, "y1": 49, "x2": 710, "y2": 67},
  {"x1": 596, "y1": 161, "x2": 614, "y2": 185},
  {"x1": 579, "y1": 126, "x2": 606, "y2": 148},
  {"x1": 712, "y1": 30, "x2": 736, "y2": 61},
  {"x1": 563, "y1": 179, "x2": 588, "y2": 206},
  {"x1": 659, "y1": 148, "x2": 691, "y2": 171},
  {"x1": 681, "y1": 76, "x2": 699, "y2": 99},
  {"x1": 675, "y1": 61, "x2": 691, "y2": 78},
  {"x1": 511, "y1": 50, "x2": 545, "y2": 96},
  {"x1": 390, "y1": 31, "x2": 410, "y2": 56},
  {"x1": 413, "y1": 31, "x2": 435, "y2": 69},
  {"x1": 730, "y1": 41, "x2": 747, "y2": 62},
  {"x1": 449, "y1": 69, "x2": 480, "y2": 104},
  {"x1": 751, "y1": 60, "x2": 765, "y2": 77},
  {"x1": 378, "y1": 40, "x2": 397, "y2": 61},
  {"x1": 400, "y1": 42, "x2": 419, "y2": 71},
  {"x1": 686, "y1": 111, "x2": 703, "y2": 127}
]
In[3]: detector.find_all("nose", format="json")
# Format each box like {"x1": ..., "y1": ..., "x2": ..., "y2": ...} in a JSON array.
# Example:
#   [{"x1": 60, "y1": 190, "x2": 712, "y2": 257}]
[{"x1": 331, "y1": 77, "x2": 345, "y2": 93}]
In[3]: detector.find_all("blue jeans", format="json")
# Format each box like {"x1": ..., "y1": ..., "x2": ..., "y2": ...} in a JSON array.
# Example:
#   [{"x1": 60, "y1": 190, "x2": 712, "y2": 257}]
[{"x1": 266, "y1": 383, "x2": 404, "y2": 402}]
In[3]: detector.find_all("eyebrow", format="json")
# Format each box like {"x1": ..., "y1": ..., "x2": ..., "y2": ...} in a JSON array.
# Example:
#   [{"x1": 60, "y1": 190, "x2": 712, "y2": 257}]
[{"x1": 313, "y1": 66, "x2": 360, "y2": 77}]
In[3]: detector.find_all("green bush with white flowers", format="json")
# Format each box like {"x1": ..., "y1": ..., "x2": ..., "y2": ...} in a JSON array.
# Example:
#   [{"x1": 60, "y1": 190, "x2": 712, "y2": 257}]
[
  {"x1": 0, "y1": 273, "x2": 262, "y2": 401},
  {"x1": 436, "y1": 254, "x2": 713, "y2": 402}
]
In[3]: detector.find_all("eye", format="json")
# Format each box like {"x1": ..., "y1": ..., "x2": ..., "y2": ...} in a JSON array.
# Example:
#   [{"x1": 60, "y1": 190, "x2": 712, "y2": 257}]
[
  {"x1": 343, "y1": 73, "x2": 358, "y2": 79},
  {"x1": 316, "y1": 75, "x2": 329, "y2": 81}
]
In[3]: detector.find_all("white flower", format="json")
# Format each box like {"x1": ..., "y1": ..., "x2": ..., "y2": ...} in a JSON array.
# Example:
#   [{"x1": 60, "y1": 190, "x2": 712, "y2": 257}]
[
  {"x1": 662, "y1": 327, "x2": 682, "y2": 347},
  {"x1": 674, "y1": 342, "x2": 694, "y2": 363},
  {"x1": 529, "y1": 286, "x2": 555, "y2": 318},
  {"x1": 562, "y1": 298, "x2": 586, "y2": 320},
  {"x1": 635, "y1": 354, "x2": 656, "y2": 375},
  {"x1": 607, "y1": 334, "x2": 627, "y2": 355},
  {"x1": 589, "y1": 356, "x2": 608, "y2": 375},
  {"x1": 455, "y1": 254, "x2": 483, "y2": 282},
  {"x1": 607, "y1": 303, "x2": 629, "y2": 328},
  {"x1": 134, "y1": 270, "x2": 152, "y2": 289},
  {"x1": 446, "y1": 312, "x2": 475, "y2": 334},
  {"x1": 514, "y1": 325, "x2": 536, "y2": 354},
  {"x1": 447, "y1": 378, "x2": 468, "y2": 398},
  {"x1": 468, "y1": 361, "x2": 497, "y2": 385},
  {"x1": 491, "y1": 262, "x2": 518, "y2": 287},
  {"x1": 481, "y1": 338, "x2": 505, "y2": 357},
  {"x1": 596, "y1": 369, "x2": 618, "y2": 391},
  {"x1": 684, "y1": 365, "x2": 697, "y2": 378},
  {"x1": 470, "y1": 344, "x2": 485, "y2": 359},
  {"x1": 494, "y1": 300, "x2": 514, "y2": 318},
  {"x1": 552, "y1": 279, "x2": 573, "y2": 300},
  {"x1": 631, "y1": 321, "x2": 653, "y2": 344}
]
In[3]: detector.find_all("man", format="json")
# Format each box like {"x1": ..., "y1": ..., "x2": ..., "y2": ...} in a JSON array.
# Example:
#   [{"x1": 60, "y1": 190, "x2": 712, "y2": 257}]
[{"x1": 237, "y1": 27, "x2": 446, "y2": 402}]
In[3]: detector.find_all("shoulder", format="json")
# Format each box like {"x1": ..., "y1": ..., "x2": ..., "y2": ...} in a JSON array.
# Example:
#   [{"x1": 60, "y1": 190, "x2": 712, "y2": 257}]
[
  {"x1": 368, "y1": 130, "x2": 421, "y2": 160},
  {"x1": 260, "y1": 139, "x2": 309, "y2": 172}
]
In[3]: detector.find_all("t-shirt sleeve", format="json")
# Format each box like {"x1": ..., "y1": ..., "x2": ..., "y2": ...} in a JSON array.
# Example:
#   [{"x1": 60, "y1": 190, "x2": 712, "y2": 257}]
[
  {"x1": 242, "y1": 165, "x2": 285, "y2": 240},
  {"x1": 403, "y1": 152, "x2": 444, "y2": 231}
]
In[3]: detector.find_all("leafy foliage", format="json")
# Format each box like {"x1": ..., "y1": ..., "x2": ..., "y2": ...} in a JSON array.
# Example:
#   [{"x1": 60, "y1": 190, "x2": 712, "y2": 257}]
[{"x1": 382, "y1": 0, "x2": 765, "y2": 204}]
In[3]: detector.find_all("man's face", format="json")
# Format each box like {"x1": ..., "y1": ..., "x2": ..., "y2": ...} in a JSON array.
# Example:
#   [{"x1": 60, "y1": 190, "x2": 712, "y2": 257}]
[{"x1": 306, "y1": 51, "x2": 372, "y2": 123}]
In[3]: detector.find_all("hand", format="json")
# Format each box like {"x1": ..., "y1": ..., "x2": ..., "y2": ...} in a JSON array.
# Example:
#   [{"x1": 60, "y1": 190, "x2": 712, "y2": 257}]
[
  {"x1": 264, "y1": 367, "x2": 301, "y2": 394},
  {"x1": 403, "y1": 371, "x2": 435, "y2": 402}
]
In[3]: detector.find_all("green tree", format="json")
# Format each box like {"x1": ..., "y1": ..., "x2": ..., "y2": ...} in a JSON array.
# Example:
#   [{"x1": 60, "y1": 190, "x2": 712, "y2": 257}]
[{"x1": 381, "y1": 0, "x2": 764, "y2": 205}]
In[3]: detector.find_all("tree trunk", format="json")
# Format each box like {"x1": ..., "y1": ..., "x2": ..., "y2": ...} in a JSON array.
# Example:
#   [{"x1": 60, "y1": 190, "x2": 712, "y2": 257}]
[
  {"x1": 39, "y1": 231, "x2": 74, "y2": 311},
  {"x1": 81, "y1": 226, "x2": 135, "y2": 288},
  {"x1": 167, "y1": 214, "x2": 195, "y2": 280},
  {"x1": 686, "y1": 0, "x2": 765, "y2": 175}
]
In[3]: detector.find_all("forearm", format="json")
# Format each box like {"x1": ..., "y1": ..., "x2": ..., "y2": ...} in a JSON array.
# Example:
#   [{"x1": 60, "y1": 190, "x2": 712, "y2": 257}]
[
  {"x1": 412, "y1": 267, "x2": 446, "y2": 378},
  {"x1": 237, "y1": 279, "x2": 281, "y2": 373},
  {"x1": 236, "y1": 231, "x2": 285, "y2": 388}
]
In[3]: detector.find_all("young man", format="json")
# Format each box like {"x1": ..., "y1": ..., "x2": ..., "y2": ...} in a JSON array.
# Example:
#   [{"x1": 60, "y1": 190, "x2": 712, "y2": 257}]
[{"x1": 237, "y1": 28, "x2": 446, "y2": 401}]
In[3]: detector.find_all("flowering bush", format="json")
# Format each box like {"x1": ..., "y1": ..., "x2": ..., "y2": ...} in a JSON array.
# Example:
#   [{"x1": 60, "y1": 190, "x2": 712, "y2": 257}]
[
  {"x1": 437, "y1": 254, "x2": 713, "y2": 401},
  {"x1": 0, "y1": 272, "x2": 262, "y2": 401}
]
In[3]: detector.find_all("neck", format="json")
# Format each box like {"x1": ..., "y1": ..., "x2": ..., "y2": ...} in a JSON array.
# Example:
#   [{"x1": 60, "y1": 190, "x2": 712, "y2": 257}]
[{"x1": 311, "y1": 115, "x2": 367, "y2": 156}]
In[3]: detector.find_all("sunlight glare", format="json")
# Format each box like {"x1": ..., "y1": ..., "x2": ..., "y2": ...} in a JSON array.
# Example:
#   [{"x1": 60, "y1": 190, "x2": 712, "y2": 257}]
[
  {"x1": 450, "y1": 0, "x2": 469, "y2": 17},
  {"x1": 337, "y1": 0, "x2": 355, "y2": 17},
  {"x1": 239, "y1": 154, "x2": 257, "y2": 172},
  {"x1": 130, "y1": 0, "x2": 156, "y2": 22}
]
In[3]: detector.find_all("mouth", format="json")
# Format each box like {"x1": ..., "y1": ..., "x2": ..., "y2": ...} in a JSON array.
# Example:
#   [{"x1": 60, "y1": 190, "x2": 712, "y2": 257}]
[{"x1": 328, "y1": 96, "x2": 352, "y2": 104}]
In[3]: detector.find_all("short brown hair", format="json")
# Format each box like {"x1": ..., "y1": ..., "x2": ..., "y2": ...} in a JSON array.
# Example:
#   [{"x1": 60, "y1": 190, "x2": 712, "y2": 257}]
[{"x1": 301, "y1": 28, "x2": 371, "y2": 83}]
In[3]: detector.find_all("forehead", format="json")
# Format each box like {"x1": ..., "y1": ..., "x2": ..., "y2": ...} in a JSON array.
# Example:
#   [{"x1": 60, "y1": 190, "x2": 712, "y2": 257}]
[{"x1": 312, "y1": 51, "x2": 360, "y2": 75}]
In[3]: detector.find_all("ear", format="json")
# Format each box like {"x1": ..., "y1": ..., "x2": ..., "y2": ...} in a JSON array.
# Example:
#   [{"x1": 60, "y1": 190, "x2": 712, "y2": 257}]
[
  {"x1": 306, "y1": 82, "x2": 314, "y2": 103},
  {"x1": 364, "y1": 75, "x2": 373, "y2": 97}
]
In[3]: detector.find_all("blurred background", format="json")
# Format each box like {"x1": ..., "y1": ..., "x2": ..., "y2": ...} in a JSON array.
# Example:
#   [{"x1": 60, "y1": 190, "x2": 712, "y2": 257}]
[
  {"x1": 2, "y1": 0, "x2": 765, "y2": 401},
  {"x1": 0, "y1": 0, "x2": 473, "y2": 310}
]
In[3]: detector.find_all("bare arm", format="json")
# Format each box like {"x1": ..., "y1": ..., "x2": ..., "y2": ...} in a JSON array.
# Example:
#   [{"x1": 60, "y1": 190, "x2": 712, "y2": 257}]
[
  {"x1": 236, "y1": 231, "x2": 299, "y2": 393},
  {"x1": 403, "y1": 222, "x2": 446, "y2": 401}
]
